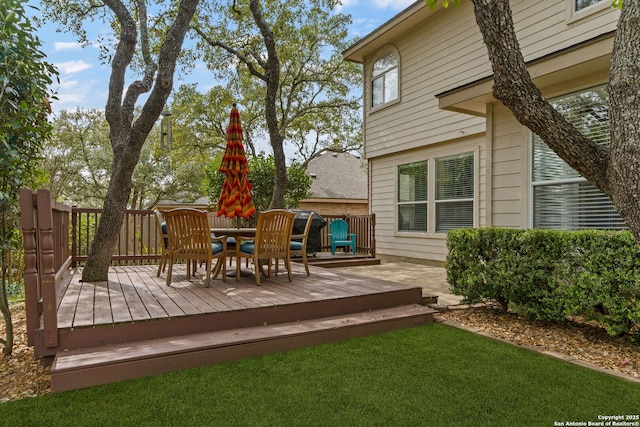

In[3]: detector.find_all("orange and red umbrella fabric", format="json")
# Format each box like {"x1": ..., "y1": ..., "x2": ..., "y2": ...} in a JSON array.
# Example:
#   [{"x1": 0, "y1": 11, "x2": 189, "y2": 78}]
[{"x1": 216, "y1": 104, "x2": 256, "y2": 219}]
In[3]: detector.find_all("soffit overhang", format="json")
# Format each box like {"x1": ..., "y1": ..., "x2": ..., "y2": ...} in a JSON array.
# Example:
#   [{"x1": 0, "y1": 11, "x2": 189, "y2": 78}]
[{"x1": 437, "y1": 33, "x2": 615, "y2": 117}]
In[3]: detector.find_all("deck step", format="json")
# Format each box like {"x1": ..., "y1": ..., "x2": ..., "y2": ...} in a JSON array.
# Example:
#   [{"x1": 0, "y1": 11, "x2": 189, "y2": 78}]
[
  {"x1": 299, "y1": 257, "x2": 381, "y2": 268},
  {"x1": 51, "y1": 304, "x2": 436, "y2": 392}
]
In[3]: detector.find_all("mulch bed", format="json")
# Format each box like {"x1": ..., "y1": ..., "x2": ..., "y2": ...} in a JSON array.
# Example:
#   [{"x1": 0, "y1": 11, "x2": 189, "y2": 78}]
[
  {"x1": 435, "y1": 304, "x2": 640, "y2": 382},
  {"x1": 0, "y1": 302, "x2": 52, "y2": 402},
  {"x1": 1, "y1": 302, "x2": 638, "y2": 403}
]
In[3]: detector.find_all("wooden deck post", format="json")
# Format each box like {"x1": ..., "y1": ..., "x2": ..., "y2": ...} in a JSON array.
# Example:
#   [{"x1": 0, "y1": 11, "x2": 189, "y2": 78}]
[
  {"x1": 19, "y1": 189, "x2": 39, "y2": 346},
  {"x1": 36, "y1": 189, "x2": 59, "y2": 348}
]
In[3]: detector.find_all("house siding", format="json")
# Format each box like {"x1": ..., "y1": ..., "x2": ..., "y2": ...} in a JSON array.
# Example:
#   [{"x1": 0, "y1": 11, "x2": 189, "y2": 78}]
[
  {"x1": 363, "y1": 1, "x2": 486, "y2": 160},
  {"x1": 346, "y1": 0, "x2": 619, "y2": 263},
  {"x1": 371, "y1": 135, "x2": 486, "y2": 263}
]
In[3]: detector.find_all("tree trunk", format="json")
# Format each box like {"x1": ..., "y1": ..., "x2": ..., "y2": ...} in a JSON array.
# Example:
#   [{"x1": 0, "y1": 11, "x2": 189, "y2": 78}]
[
  {"x1": 0, "y1": 303, "x2": 12, "y2": 356},
  {"x1": 608, "y1": 1, "x2": 640, "y2": 243},
  {"x1": 81, "y1": 0, "x2": 200, "y2": 281},
  {"x1": 249, "y1": 0, "x2": 288, "y2": 208},
  {"x1": 470, "y1": 0, "x2": 640, "y2": 244},
  {"x1": 81, "y1": 144, "x2": 141, "y2": 282}
]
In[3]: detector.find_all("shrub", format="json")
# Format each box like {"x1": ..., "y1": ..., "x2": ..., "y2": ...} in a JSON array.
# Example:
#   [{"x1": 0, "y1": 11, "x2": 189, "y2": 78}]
[{"x1": 446, "y1": 228, "x2": 640, "y2": 339}]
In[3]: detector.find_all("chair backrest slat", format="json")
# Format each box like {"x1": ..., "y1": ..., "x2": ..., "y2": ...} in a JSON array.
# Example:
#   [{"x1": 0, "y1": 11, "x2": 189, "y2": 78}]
[
  {"x1": 164, "y1": 208, "x2": 212, "y2": 257},
  {"x1": 254, "y1": 210, "x2": 295, "y2": 257},
  {"x1": 329, "y1": 219, "x2": 349, "y2": 240}
]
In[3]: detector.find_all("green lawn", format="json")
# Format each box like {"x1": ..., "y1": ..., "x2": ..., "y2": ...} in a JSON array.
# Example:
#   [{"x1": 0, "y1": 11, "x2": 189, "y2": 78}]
[{"x1": 1, "y1": 323, "x2": 638, "y2": 426}]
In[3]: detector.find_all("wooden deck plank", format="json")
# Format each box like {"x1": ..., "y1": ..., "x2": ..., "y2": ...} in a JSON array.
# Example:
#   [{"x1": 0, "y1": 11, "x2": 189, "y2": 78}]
[
  {"x1": 164, "y1": 279, "x2": 228, "y2": 313},
  {"x1": 107, "y1": 271, "x2": 133, "y2": 324},
  {"x1": 126, "y1": 267, "x2": 193, "y2": 318},
  {"x1": 93, "y1": 282, "x2": 113, "y2": 325},
  {"x1": 57, "y1": 274, "x2": 83, "y2": 328},
  {"x1": 145, "y1": 267, "x2": 213, "y2": 313},
  {"x1": 113, "y1": 268, "x2": 152, "y2": 321},
  {"x1": 56, "y1": 270, "x2": 74, "y2": 307},
  {"x1": 127, "y1": 274, "x2": 168, "y2": 319},
  {"x1": 56, "y1": 263, "x2": 423, "y2": 331},
  {"x1": 73, "y1": 281, "x2": 97, "y2": 327}
]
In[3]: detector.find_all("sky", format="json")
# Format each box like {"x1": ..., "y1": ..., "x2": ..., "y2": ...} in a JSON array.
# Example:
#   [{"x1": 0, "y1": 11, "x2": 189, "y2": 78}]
[{"x1": 30, "y1": 0, "x2": 417, "y2": 114}]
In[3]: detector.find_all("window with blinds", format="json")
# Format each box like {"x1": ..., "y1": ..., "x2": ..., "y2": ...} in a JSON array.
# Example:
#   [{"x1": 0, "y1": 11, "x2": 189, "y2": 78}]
[
  {"x1": 531, "y1": 85, "x2": 626, "y2": 230},
  {"x1": 435, "y1": 152, "x2": 474, "y2": 232},
  {"x1": 397, "y1": 161, "x2": 428, "y2": 232}
]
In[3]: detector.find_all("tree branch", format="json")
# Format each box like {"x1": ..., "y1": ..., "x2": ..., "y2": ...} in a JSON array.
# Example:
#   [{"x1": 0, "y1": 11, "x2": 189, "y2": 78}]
[
  {"x1": 471, "y1": 0, "x2": 612, "y2": 194},
  {"x1": 190, "y1": 26, "x2": 267, "y2": 80}
]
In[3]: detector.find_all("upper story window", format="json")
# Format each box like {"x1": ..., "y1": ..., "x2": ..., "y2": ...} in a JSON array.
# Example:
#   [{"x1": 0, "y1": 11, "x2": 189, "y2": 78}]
[
  {"x1": 372, "y1": 49, "x2": 398, "y2": 108},
  {"x1": 575, "y1": 0, "x2": 603, "y2": 10},
  {"x1": 567, "y1": 0, "x2": 611, "y2": 22}
]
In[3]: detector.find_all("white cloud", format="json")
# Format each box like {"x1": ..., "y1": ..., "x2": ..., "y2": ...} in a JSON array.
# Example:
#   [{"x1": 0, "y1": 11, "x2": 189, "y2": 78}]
[
  {"x1": 55, "y1": 60, "x2": 93, "y2": 74},
  {"x1": 372, "y1": 0, "x2": 416, "y2": 9},
  {"x1": 53, "y1": 41, "x2": 83, "y2": 51}
]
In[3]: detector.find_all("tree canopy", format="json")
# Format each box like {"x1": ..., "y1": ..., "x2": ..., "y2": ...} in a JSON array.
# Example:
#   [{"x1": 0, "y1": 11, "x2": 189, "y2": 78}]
[
  {"x1": 0, "y1": 0, "x2": 57, "y2": 355},
  {"x1": 189, "y1": 0, "x2": 362, "y2": 207}
]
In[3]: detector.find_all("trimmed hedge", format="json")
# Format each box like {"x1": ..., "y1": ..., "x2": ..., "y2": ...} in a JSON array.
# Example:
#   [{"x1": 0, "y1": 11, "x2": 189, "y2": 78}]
[{"x1": 446, "y1": 228, "x2": 640, "y2": 339}]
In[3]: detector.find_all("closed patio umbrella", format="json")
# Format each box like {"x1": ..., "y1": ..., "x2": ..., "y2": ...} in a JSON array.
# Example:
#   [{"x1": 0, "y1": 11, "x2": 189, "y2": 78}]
[{"x1": 216, "y1": 104, "x2": 256, "y2": 222}]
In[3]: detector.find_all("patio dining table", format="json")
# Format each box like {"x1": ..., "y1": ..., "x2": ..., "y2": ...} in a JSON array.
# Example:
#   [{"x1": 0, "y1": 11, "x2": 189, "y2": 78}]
[
  {"x1": 211, "y1": 228, "x2": 257, "y2": 277},
  {"x1": 210, "y1": 227, "x2": 257, "y2": 239}
]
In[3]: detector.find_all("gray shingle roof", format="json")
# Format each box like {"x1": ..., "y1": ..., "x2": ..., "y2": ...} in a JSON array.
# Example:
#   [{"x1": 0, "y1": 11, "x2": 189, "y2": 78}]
[{"x1": 307, "y1": 153, "x2": 367, "y2": 199}]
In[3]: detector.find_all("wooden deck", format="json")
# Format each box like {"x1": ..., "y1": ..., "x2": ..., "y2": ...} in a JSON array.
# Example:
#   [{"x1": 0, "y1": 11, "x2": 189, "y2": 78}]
[{"x1": 48, "y1": 262, "x2": 435, "y2": 391}]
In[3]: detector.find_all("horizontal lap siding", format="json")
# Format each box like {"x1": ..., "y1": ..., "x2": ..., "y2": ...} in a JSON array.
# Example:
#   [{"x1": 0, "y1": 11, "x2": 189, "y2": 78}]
[
  {"x1": 491, "y1": 104, "x2": 528, "y2": 228},
  {"x1": 364, "y1": 1, "x2": 486, "y2": 160},
  {"x1": 362, "y1": 0, "x2": 620, "y2": 260},
  {"x1": 513, "y1": 0, "x2": 619, "y2": 61},
  {"x1": 371, "y1": 135, "x2": 486, "y2": 263}
]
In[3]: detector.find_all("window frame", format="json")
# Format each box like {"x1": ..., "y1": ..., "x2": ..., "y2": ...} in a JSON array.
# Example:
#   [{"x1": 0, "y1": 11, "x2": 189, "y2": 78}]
[
  {"x1": 396, "y1": 160, "x2": 428, "y2": 233},
  {"x1": 395, "y1": 149, "x2": 477, "y2": 235},
  {"x1": 566, "y1": 0, "x2": 610, "y2": 23},
  {"x1": 434, "y1": 152, "x2": 475, "y2": 233},
  {"x1": 370, "y1": 46, "x2": 400, "y2": 111}
]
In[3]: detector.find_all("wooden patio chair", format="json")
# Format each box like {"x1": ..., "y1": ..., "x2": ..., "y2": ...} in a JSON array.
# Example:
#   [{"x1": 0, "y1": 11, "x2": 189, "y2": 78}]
[
  {"x1": 328, "y1": 218, "x2": 356, "y2": 255},
  {"x1": 154, "y1": 209, "x2": 169, "y2": 277},
  {"x1": 164, "y1": 208, "x2": 227, "y2": 287},
  {"x1": 290, "y1": 212, "x2": 314, "y2": 276},
  {"x1": 236, "y1": 209, "x2": 295, "y2": 285}
]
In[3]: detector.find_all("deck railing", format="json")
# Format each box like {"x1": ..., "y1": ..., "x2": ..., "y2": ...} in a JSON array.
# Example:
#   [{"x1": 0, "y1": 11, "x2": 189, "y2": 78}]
[
  {"x1": 71, "y1": 207, "x2": 162, "y2": 266},
  {"x1": 71, "y1": 210, "x2": 376, "y2": 265},
  {"x1": 20, "y1": 189, "x2": 72, "y2": 349},
  {"x1": 319, "y1": 214, "x2": 376, "y2": 256}
]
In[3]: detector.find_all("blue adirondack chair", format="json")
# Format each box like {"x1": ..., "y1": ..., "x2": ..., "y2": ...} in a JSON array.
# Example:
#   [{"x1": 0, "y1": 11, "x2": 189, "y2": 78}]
[{"x1": 328, "y1": 219, "x2": 356, "y2": 255}]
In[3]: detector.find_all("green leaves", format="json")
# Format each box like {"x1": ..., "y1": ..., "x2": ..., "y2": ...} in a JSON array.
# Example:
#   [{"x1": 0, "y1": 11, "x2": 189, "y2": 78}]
[
  {"x1": 1, "y1": 0, "x2": 58, "y2": 355},
  {"x1": 447, "y1": 228, "x2": 640, "y2": 339},
  {"x1": 426, "y1": 0, "x2": 461, "y2": 10}
]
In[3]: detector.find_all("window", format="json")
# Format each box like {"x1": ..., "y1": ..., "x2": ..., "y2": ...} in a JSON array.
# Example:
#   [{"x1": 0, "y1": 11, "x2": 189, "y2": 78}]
[
  {"x1": 435, "y1": 153, "x2": 474, "y2": 232},
  {"x1": 567, "y1": 0, "x2": 610, "y2": 22},
  {"x1": 575, "y1": 0, "x2": 603, "y2": 11},
  {"x1": 531, "y1": 85, "x2": 626, "y2": 230},
  {"x1": 397, "y1": 161, "x2": 428, "y2": 232},
  {"x1": 372, "y1": 49, "x2": 398, "y2": 108}
]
